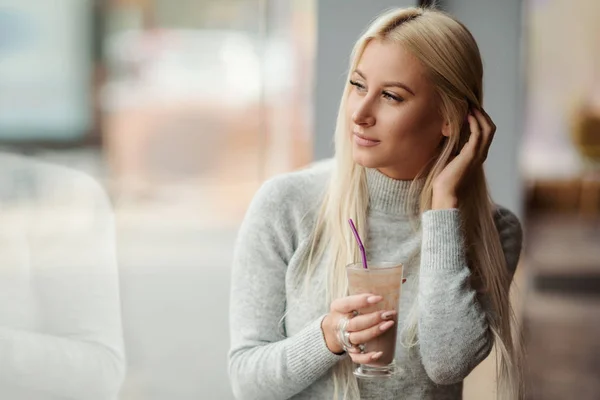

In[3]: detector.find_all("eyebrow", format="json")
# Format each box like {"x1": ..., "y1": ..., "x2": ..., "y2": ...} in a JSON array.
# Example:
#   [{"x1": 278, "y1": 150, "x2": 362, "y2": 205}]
[{"x1": 353, "y1": 69, "x2": 415, "y2": 96}]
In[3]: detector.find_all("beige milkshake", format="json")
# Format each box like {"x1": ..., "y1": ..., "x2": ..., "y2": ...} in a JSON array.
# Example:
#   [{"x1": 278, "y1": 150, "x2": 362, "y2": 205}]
[{"x1": 346, "y1": 262, "x2": 403, "y2": 377}]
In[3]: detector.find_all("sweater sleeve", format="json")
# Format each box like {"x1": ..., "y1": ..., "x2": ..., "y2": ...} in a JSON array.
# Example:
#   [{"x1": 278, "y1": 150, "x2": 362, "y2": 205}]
[
  {"x1": 417, "y1": 206, "x2": 522, "y2": 385},
  {"x1": 228, "y1": 177, "x2": 345, "y2": 400},
  {"x1": 0, "y1": 169, "x2": 125, "y2": 399}
]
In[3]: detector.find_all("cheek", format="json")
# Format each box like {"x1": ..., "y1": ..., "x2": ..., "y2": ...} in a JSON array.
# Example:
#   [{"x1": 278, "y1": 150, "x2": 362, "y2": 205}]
[
  {"x1": 379, "y1": 108, "x2": 420, "y2": 140},
  {"x1": 382, "y1": 104, "x2": 439, "y2": 142}
]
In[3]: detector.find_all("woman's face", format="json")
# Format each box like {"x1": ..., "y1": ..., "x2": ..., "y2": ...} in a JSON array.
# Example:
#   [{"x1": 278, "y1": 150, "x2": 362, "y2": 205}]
[{"x1": 347, "y1": 39, "x2": 447, "y2": 180}]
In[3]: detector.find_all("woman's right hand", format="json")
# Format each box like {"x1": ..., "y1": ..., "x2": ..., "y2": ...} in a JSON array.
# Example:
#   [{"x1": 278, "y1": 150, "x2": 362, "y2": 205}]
[{"x1": 321, "y1": 293, "x2": 397, "y2": 364}]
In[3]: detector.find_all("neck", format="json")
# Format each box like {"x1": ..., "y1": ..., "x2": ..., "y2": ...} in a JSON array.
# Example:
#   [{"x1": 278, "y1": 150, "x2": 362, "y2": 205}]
[{"x1": 376, "y1": 165, "x2": 425, "y2": 181}]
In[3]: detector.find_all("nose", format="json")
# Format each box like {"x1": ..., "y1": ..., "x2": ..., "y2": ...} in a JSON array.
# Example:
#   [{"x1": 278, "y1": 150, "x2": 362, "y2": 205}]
[{"x1": 351, "y1": 98, "x2": 376, "y2": 127}]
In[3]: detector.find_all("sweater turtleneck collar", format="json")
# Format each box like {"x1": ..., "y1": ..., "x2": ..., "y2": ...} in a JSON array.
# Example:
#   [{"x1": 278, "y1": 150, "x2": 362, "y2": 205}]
[{"x1": 365, "y1": 168, "x2": 425, "y2": 215}]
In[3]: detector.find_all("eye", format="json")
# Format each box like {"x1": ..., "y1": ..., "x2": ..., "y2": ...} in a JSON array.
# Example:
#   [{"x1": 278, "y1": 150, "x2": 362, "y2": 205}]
[
  {"x1": 349, "y1": 80, "x2": 366, "y2": 92},
  {"x1": 383, "y1": 92, "x2": 403, "y2": 102}
]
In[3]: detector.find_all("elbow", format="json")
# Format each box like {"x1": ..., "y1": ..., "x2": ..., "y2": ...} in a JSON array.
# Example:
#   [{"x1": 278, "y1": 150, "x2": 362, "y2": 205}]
[
  {"x1": 228, "y1": 352, "x2": 253, "y2": 400},
  {"x1": 229, "y1": 379, "x2": 247, "y2": 400},
  {"x1": 229, "y1": 351, "x2": 278, "y2": 400},
  {"x1": 423, "y1": 362, "x2": 467, "y2": 385},
  {"x1": 422, "y1": 337, "x2": 493, "y2": 386},
  {"x1": 229, "y1": 367, "x2": 245, "y2": 400}
]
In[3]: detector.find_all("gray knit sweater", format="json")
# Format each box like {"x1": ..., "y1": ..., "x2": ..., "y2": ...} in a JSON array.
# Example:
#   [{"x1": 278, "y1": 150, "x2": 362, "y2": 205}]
[{"x1": 228, "y1": 160, "x2": 522, "y2": 400}]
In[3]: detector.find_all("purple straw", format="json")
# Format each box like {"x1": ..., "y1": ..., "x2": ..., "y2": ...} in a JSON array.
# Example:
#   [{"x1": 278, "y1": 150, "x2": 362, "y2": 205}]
[{"x1": 348, "y1": 219, "x2": 368, "y2": 269}]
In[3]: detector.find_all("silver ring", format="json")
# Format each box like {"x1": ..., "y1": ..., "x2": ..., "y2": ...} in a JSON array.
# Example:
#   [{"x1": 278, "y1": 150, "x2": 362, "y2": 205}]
[
  {"x1": 344, "y1": 331, "x2": 353, "y2": 346},
  {"x1": 337, "y1": 316, "x2": 356, "y2": 352}
]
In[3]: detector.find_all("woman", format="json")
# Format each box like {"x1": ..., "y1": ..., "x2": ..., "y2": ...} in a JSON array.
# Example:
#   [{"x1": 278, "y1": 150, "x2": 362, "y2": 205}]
[{"x1": 229, "y1": 6, "x2": 523, "y2": 400}]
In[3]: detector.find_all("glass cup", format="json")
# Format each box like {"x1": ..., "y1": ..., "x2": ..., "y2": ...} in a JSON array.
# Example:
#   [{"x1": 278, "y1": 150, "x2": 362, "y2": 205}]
[{"x1": 346, "y1": 261, "x2": 403, "y2": 378}]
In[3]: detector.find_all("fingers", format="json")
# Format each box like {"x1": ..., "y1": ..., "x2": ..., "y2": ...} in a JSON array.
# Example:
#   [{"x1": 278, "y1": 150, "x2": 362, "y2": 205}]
[
  {"x1": 443, "y1": 112, "x2": 479, "y2": 180},
  {"x1": 464, "y1": 112, "x2": 482, "y2": 159},
  {"x1": 349, "y1": 351, "x2": 384, "y2": 364},
  {"x1": 347, "y1": 310, "x2": 397, "y2": 332},
  {"x1": 470, "y1": 108, "x2": 495, "y2": 161},
  {"x1": 330, "y1": 293, "x2": 382, "y2": 314},
  {"x1": 348, "y1": 320, "x2": 395, "y2": 345}
]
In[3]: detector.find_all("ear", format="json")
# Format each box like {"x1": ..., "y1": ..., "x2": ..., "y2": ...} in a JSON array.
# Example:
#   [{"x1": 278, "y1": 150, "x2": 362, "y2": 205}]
[{"x1": 441, "y1": 120, "x2": 451, "y2": 137}]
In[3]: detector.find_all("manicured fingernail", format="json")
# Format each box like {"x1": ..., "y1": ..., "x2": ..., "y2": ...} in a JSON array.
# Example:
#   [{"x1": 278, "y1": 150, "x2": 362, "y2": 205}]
[
  {"x1": 367, "y1": 295, "x2": 382, "y2": 304},
  {"x1": 380, "y1": 320, "x2": 394, "y2": 331},
  {"x1": 381, "y1": 311, "x2": 396, "y2": 320},
  {"x1": 371, "y1": 351, "x2": 383, "y2": 360},
  {"x1": 402, "y1": 278, "x2": 407, "y2": 284}
]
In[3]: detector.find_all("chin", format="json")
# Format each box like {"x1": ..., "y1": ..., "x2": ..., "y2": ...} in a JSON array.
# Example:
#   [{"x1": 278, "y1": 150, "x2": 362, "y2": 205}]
[{"x1": 351, "y1": 146, "x2": 384, "y2": 169}]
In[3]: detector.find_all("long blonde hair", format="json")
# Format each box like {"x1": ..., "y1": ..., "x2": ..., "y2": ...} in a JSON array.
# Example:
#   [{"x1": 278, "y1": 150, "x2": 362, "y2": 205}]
[{"x1": 301, "y1": 6, "x2": 523, "y2": 400}]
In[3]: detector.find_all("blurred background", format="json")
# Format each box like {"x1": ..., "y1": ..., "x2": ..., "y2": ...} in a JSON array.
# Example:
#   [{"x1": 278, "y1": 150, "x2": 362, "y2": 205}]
[{"x1": 0, "y1": 0, "x2": 598, "y2": 399}]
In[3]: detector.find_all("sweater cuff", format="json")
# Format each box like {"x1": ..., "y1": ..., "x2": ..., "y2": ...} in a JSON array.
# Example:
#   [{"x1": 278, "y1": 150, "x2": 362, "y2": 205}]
[
  {"x1": 421, "y1": 209, "x2": 467, "y2": 272},
  {"x1": 286, "y1": 314, "x2": 346, "y2": 384}
]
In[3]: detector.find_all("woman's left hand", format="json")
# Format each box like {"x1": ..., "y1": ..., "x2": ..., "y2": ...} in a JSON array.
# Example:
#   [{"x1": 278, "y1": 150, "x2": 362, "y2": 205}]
[{"x1": 431, "y1": 107, "x2": 496, "y2": 209}]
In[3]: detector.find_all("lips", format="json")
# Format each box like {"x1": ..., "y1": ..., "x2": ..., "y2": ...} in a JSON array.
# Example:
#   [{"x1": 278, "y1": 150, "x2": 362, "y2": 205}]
[
  {"x1": 353, "y1": 131, "x2": 381, "y2": 147},
  {"x1": 353, "y1": 132, "x2": 380, "y2": 142}
]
